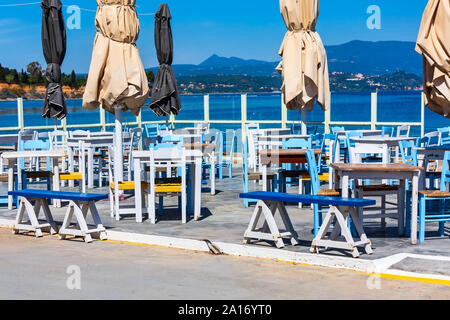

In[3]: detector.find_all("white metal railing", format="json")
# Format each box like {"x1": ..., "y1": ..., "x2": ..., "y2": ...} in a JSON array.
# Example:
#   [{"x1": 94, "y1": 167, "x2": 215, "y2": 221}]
[{"x1": 3, "y1": 92, "x2": 426, "y2": 137}]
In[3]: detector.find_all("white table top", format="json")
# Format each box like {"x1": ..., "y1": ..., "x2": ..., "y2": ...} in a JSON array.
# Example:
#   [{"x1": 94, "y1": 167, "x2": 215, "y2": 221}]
[
  {"x1": 352, "y1": 136, "x2": 417, "y2": 143},
  {"x1": 2, "y1": 150, "x2": 66, "y2": 159}
]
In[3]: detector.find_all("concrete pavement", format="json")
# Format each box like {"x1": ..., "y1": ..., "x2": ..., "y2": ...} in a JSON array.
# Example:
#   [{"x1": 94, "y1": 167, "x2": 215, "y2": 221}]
[{"x1": 0, "y1": 229, "x2": 449, "y2": 300}]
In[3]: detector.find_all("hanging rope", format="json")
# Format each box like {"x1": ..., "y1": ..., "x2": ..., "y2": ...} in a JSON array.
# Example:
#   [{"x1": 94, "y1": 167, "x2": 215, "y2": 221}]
[{"x1": 0, "y1": 1, "x2": 154, "y2": 15}]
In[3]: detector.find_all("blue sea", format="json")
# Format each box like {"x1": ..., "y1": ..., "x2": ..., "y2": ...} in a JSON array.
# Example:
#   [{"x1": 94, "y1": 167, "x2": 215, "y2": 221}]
[{"x1": 0, "y1": 91, "x2": 448, "y2": 136}]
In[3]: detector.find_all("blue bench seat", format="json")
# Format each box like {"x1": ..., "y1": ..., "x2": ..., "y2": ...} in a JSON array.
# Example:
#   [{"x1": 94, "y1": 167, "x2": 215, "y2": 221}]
[
  {"x1": 240, "y1": 192, "x2": 375, "y2": 207},
  {"x1": 9, "y1": 190, "x2": 108, "y2": 202}
]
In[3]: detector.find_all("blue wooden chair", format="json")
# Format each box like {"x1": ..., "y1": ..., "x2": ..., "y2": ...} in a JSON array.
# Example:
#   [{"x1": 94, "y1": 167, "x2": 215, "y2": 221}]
[
  {"x1": 19, "y1": 140, "x2": 52, "y2": 192},
  {"x1": 278, "y1": 138, "x2": 311, "y2": 194},
  {"x1": 438, "y1": 127, "x2": 450, "y2": 145},
  {"x1": 331, "y1": 126, "x2": 346, "y2": 161},
  {"x1": 417, "y1": 151, "x2": 450, "y2": 242},
  {"x1": 344, "y1": 131, "x2": 363, "y2": 163},
  {"x1": 242, "y1": 138, "x2": 277, "y2": 207},
  {"x1": 306, "y1": 149, "x2": 343, "y2": 236},
  {"x1": 399, "y1": 140, "x2": 418, "y2": 165}
]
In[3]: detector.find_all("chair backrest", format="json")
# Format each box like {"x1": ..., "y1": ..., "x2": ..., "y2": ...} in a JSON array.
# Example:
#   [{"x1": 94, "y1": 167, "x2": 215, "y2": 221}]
[
  {"x1": 345, "y1": 131, "x2": 363, "y2": 149},
  {"x1": 306, "y1": 149, "x2": 320, "y2": 195},
  {"x1": 130, "y1": 127, "x2": 143, "y2": 150},
  {"x1": 144, "y1": 124, "x2": 159, "y2": 138},
  {"x1": 349, "y1": 143, "x2": 387, "y2": 164},
  {"x1": 49, "y1": 130, "x2": 68, "y2": 150},
  {"x1": 18, "y1": 130, "x2": 37, "y2": 146},
  {"x1": 282, "y1": 138, "x2": 310, "y2": 149},
  {"x1": 224, "y1": 129, "x2": 236, "y2": 156},
  {"x1": 291, "y1": 124, "x2": 302, "y2": 135},
  {"x1": 161, "y1": 135, "x2": 184, "y2": 144},
  {"x1": 424, "y1": 131, "x2": 441, "y2": 147},
  {"x1": 70, "y1": 130, "x2": 90, "y2": 138},
  {"x1": 323, "y1": 133, "x2": 339, "y2": 163},
  {"x1": 438, "y1": 127, "x2": 450, "y2": 145},
  {"x1": 398, "y1": 140, "x2": 418, "y2": 165},
  {"x1": 20, "y1": 139, "x2": 51, "y2": 170},
  {"x1": 246, "y1": 123, "x2": 259, "y2": 131},
  {"x1": 331, "y1": 126, "x2": 345, "y2": 134},
  {"x1": 416, "y1": 136, "x2": 430, "y2": 148},
  {"x1": 396, "y1": 125, "x2": 410, "y2": 138},
  {"x1": 310, "y1": 134, "x2": 324, "y2": 150},
  {"x1": 440, "y1": 151, "x2": 450, "y2": 191},
  {"x1": 381, "y1": 127, "x2": 394, "y2": 137}
]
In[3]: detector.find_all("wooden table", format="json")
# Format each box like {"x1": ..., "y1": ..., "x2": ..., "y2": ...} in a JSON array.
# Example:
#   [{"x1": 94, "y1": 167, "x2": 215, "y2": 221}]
[
  {"x1": 2, "y1": 150, "x2": 66, "y2": 210},
  {"x1": 259, "y1": 149, "x2": 321, "y2": 191},
  {"x1": 133, "y1": 149, "x2": 203, "y2": 223},
  {"x1": 330, "y1": 163, "x2": 424, "y2": 244},
  {"x1": 351, "y1": 136, "x2": 418, "y2": 163}
]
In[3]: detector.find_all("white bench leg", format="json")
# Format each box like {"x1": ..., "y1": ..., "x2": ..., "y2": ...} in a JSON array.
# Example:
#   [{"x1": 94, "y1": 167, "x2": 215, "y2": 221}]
[{"x1": 13, "y1": 197, "x2": 56, "y2": 237}]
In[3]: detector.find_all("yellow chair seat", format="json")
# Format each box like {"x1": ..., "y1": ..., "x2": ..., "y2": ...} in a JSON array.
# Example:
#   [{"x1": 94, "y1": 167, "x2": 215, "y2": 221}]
[
  {"x1": 58, "y1": 172, "x2": 83, "y2": 181},
  {"x1": 300, "y1": 172, "x2": 329, "y2": 182},
  {"x1": 155, "y1": 183, "x2": 182, "y2": 193},
  {"x1": 110, "y1": 181, "x2": 149, "y2": 191}
]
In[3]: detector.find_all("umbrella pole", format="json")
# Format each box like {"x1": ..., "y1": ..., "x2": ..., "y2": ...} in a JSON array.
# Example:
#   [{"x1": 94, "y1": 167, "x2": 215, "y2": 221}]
[
  {"x1": 165, "y1": 115, "x2": 169, "y2": 130},
  {"x1": 114, "y1": 106, "x2": 124, "y2": 184},
  {"x1": 54, "y1": 117, "x2": 58, "y2": 132}
]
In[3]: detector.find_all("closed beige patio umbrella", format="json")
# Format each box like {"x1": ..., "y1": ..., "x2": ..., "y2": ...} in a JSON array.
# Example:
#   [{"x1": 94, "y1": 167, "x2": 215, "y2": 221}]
[
  {"x1": 83, "y1": 0, "x2": 149, "y2": 183},
  {"x1": 277, "y1": 0, "x2": 330, "y2": 134},
  {"x1": 416, "y1": 0, "x2": 450, "y2": 119}
]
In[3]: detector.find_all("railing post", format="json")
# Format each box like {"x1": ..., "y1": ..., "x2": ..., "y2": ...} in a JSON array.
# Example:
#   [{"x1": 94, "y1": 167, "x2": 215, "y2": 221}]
[
  {"x1": 371, "y1": 92, "x2": 378, "y2": 130},
  {"x1": 62, "y1": 116, "x2": 67, "y2": 132},
  {"x1": 137, "y1": 110, "x2": 142, "y2": 128},
  {"x1": 17, "y1": 97, "x2": 24, "y2": 131},
  {"x1": 421, "y1": 91, "x2": 425, "y2": 136},
  {"x1": 324, "y1": 105, "x2": 331, "y2": 134},
  {"x1": 170, "y1": 113, "x2": 175, "y2": 129},
  {"x1": 241, "y1": 94, "x2": 247, "y2": 140},
  {"x1": 281, "y1": 94, "x2": 287, "y2": 129},
  {"x1": 100, "y1": 106, "x2": 106, "y2": 132},
  {"x1": 204, "y1": 94, "x2": 210, "y2": 124}
]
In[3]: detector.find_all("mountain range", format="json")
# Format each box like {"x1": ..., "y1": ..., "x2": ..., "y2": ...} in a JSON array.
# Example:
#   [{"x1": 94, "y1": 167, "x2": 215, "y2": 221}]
[{"x1": 148, "y1": 40, "x2": 423, "y2": 77}]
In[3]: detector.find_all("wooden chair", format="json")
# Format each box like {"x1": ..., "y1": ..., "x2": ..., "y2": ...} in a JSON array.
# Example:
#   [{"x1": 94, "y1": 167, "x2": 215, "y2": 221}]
[
  {"x1": 417, "y1": 151, "x2": 450, "y2": 242},
  {"x1": 108, "y1": 146, "x2": 148, "y2": 221},
  {"x1": 396, "y1": 125, "x2": 411, "y2": 138},
  {"x1": 222, "y1": 129, "x2": 236, "y2": 178},
  {"x1": 349, "y1": 144, "x2": 403, "y2": 233},
  {"x1": 148, "y1": 146, "x2": 187, "y2": 223}
]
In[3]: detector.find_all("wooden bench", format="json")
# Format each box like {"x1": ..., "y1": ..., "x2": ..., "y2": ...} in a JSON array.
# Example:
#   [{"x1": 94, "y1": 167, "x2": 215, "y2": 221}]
[
  {"x1": 9, "y1": 190, "x2": 108, "y2": 243},
  {"x1": 239, "y1": 192, "x2": 376, "y2": 258}
]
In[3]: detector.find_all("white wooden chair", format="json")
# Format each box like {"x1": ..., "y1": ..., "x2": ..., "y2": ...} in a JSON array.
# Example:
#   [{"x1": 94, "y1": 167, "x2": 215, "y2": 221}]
[
  {"x1": 108, "y1": 146, "x2": 148, "y2": 221},
  {"x1": 148, "y1": 147, "x2": 187, "y2": 224},
  {"x1": 396, "y1": 125, "x2": 411, "y2": 138},
  {"x1": 349, "y1": 144, "x2": 403, "y2": 234}
]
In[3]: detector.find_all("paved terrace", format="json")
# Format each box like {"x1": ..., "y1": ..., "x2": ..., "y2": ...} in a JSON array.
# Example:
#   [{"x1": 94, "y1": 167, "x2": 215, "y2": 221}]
[{"x1": 1, "y1": 166, "x2": 450, "y2": 277}]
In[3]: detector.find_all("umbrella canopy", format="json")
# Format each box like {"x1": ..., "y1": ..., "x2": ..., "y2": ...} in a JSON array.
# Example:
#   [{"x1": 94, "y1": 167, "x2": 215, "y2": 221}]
[
  {"x1": 82, "y1": 0, "x2": 149, "y2": 115},
  {"x1": 276, "y1": 0, "x2": 330, "y2": 112},
  {"x1": 416, "y1": 0, "x2": 450, "y2": 119},
  {"x1": 149, "y1": 3, "x2": 181, "y2": 117},
  {"x1": 41, "y1": 0, "x2": 67, "y2": 120}
]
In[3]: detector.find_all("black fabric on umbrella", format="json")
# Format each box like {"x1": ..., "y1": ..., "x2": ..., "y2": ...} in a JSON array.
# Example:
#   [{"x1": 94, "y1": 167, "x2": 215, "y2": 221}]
[
  {"x1": 150, "y1": 3, "x2": 181, "y2": 117},
  {"x1": 41, "y1": 0, "x2": 67, "y2": 120}
]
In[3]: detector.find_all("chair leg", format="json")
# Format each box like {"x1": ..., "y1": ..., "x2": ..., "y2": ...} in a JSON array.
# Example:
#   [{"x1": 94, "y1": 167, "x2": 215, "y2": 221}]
[
  {"x1": 419, "y1": 195, "x2": 426, "y2": 243},
  {"x1": 439, "y1": 199, "x2": 445, "y2": 237}
]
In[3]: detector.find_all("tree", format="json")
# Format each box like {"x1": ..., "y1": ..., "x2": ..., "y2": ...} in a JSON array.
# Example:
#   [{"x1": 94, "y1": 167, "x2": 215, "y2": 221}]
[
  {"x1": 146, "y1": 70, "x2": 155, "y2": 84},
  {"x1": 70, "y1": 70, "x2": 76, "y2": 88},
  {"x1": 26, "y1": 61, "x2": 43, "y2": 77},
  {"x1": 20, "y1": 69, "x2": 28, "y2": 84},
  {"x1": 0, "y1": 64, "x2": 5, "y2": 82}
]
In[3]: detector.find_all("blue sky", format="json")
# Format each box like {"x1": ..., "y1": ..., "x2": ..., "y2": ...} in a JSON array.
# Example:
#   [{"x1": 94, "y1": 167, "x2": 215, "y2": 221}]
[{"x1": 0, "y1": 0, "x2": 429, "y2": 73}]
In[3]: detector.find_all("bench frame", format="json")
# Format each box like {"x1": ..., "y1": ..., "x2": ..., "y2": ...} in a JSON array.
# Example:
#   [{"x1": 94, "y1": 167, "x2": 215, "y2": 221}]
[
  {"x1": 241, "y1": 192, "x2": 374, "y2": 258},
  {"x1": 13, "y1": 197, "x2": 59, "y2": 237},
  {"x1": 58, "y1": 200, "x2": 107, "y2": 243},
  {"x1": 244, "y1": 200, "x2": 299, "y2": 248},
  {"x1": 10, "y1": 190, "x2": 107, "y2": 243}
]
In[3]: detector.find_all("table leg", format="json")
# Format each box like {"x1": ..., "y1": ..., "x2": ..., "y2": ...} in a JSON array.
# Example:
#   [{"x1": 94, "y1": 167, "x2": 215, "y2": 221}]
[
  {"x1": 8, "y1": 159, "x2": 14, "y2": 210},
  {"x1": 210, "y1": 153, "x2": 215, "y2": 195},
  {"x1": 134, "y1": 158, "x2": 143, "y2": 223},
  {"x1": 410, "y1": 173, "x2": 419, "y2": 245},
  {"x1": 88, "y1": 147, "x2": 94, "y2": 189},
  {"x1": 262, "y1": 164, "x2": 268, "y2": 192},
  {"x1": 398, "y1": 179, "x2": 406, "y2": 236},
  {"x1": 52, "y1": 157, "x2": 61, "y2": 208},
  {"x1": 195, "y1": 157, "x2": 202, "y2": 220}
]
